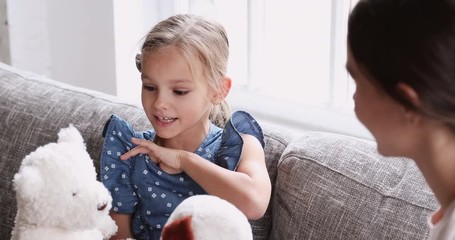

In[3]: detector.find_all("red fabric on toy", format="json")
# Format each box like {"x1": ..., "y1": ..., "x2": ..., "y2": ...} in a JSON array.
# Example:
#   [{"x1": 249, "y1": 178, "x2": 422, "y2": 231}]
[{"x1": 161, "y1": 216, "x2": 194, "y2": 240}]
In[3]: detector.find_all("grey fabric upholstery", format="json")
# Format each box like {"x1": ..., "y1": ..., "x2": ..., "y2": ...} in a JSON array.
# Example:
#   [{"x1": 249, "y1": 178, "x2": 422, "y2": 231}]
[
  {"x1": 271, "y1": 132, "x2": 438, "y2": 239},
  {"x1": 0, "y1": 63, "x2": 150, "y2": 238},
  {"x1": 0, "y1": 62, "x2": 439, "y2": 239},
  {"x1": 250, "y1": 126, "x2": 293, "y2": 239}
]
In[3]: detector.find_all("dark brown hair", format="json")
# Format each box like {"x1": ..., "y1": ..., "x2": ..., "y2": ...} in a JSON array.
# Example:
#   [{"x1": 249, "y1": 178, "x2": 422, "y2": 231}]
[{"x1": 348, "y1": 0, "x2": 455, "y2": 130}]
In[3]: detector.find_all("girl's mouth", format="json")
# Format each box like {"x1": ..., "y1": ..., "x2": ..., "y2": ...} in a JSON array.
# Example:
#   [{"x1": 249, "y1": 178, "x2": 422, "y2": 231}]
[{"x1": 156, "y1": 116, "x2": 177, "y2": 123}]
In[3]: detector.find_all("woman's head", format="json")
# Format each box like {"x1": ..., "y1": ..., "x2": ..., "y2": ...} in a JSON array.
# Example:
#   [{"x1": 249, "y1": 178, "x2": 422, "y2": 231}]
[
  {"x1": 348, "y1": 0, "x2": 455, "y2": 131},
  {"x1": 138, "y1": 14, "x2": 231, "y2": 127}
]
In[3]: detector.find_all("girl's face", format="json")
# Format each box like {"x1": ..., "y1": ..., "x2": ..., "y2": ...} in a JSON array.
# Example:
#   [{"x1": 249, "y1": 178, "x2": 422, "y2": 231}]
[
  {"x1": 140, "y1": 45, "x2": 215, "y2": 144},
  {"x1": 346, "y1": 47, "x2": 412, "y2": 156}
]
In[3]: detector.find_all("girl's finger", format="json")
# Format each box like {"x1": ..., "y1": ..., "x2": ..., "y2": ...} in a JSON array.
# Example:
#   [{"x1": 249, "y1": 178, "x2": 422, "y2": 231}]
[
  {"x1": 120, "y1": 146, "x2": 149, "y2": 160},
  {"x1": 130, "y1": 137, "x2": 152, "y2": 147},
  {"x1": 131, "y1": 137, "x2": 160, "y2": 155}
]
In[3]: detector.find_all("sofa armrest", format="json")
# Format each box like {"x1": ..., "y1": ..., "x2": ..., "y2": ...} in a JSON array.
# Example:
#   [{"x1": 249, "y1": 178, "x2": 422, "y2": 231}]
[
  {"x1": 271, "y1": 131, "x2": 438, "y2": 239},
  {"x1": 249, "y1": 124, "x2": 294, "y2": 239}
]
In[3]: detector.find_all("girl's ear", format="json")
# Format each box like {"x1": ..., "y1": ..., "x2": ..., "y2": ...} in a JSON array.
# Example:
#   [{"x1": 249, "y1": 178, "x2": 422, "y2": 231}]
[
  {"x1": 212, "y1": 76, "x2": 232, "y2": 104},
  {"x1": 221, "y1": 76, "x2": 232, "y2": 98}
]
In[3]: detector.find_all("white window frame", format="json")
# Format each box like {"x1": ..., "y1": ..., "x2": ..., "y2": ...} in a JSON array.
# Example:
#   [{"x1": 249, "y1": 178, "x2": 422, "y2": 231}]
[
  {"x1": 227, "y1": 0, "x2": 372, "y2": 139},
  {"x1": 113, "y1": 0, "x2": 372, "y2": 139}
]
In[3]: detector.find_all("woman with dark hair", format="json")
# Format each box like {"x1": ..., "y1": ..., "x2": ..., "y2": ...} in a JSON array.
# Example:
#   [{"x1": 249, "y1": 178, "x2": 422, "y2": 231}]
[{"x1": 346, "y1": 0, "x2": 455, "y2": 239}]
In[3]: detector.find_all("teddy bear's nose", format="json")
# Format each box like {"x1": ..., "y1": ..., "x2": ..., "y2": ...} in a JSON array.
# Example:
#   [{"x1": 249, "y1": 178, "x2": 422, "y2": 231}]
[{"x1": 98, "y1": 203, "x2": 107, "y2": 211}]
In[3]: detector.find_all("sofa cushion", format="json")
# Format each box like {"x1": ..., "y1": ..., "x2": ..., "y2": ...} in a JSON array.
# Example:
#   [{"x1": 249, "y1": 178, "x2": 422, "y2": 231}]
[{"x1": 271, "y1": 131, "x2": 439, "y2": 239}]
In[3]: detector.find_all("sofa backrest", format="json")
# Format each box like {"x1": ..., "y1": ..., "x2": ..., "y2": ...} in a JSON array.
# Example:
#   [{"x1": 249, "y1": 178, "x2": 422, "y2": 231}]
[
  {"x1": 0, "y1": 62, "x2": 291, "y2": 239},
  {"x1": 0, "y1": 62, "x2": 439, "y2": 240}
]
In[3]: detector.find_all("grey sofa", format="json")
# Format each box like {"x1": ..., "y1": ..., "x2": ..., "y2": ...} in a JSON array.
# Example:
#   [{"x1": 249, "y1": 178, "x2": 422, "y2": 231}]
[{"x1": 0, "y1": 62, "x2": 439, "y2": 239}]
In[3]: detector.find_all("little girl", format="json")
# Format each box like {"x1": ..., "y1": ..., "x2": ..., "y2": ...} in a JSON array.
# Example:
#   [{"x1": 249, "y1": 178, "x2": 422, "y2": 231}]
[{"x1": 100, "y1": 14, "x2": 271, "y2": 240}]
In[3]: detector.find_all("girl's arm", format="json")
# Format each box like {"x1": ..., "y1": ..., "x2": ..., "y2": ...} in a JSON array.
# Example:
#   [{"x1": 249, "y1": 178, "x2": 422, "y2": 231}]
[
  {"x1": 109, "y1": 212, "x2": 133, "y2": 240},
  {"x1": 181, "y1": 134, "x2": 271, "y2": 220},
  {"x1": 121, "y1": 135, "x2": 271, "y2": 220}
]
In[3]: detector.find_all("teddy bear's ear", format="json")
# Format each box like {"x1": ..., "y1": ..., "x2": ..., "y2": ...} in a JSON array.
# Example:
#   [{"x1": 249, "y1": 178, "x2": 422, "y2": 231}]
[
  {"x1": 13, "y1": 165, "x2": 43, "y2": 202},
  {"x1": 162, "y1": 216, "x2": 194, "y2": 240},
  {"x1": 57, "y1": 124, "x2": 86, "y2": 150}
]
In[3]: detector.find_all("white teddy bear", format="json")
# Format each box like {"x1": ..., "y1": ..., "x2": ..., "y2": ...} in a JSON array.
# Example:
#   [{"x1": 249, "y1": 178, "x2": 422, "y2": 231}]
[{"x1": 11, "y1": 125, "x2": 118, "y2": 240}]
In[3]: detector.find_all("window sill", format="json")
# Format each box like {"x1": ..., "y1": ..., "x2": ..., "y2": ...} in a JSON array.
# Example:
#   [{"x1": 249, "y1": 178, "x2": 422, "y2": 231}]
[{"x1": 227, "y1": 87, "x2": 374, "y2": 140}]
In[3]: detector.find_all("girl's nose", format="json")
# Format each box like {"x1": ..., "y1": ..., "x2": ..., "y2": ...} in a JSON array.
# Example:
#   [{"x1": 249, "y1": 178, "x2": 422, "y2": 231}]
[{"x1": 154, "y1": 92, "x2": 170, "y2": 109}]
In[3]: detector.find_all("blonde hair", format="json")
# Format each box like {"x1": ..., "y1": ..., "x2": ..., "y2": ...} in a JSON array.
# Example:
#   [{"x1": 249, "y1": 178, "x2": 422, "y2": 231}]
[{"x1": 137, "y1": 14, "x2": 231, "y2": 127}]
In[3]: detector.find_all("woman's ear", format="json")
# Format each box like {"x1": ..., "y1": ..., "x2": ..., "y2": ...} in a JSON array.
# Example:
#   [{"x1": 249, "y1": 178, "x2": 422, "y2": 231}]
[
  {"x1": 396, "y1": 82, "x2": 422, "y2": 124},
  {"x1": 396, "y1": 82, "x2": 421, "y2": 108}
]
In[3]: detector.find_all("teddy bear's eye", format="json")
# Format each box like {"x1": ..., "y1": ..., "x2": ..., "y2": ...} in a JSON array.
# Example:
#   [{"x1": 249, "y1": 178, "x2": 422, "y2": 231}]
[{"x1": 72, "y1": 192, "x2": 77, "y2": 197}]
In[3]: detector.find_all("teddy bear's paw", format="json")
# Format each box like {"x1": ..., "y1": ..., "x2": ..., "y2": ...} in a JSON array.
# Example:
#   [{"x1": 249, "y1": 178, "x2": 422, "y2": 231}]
[{"x1": 99, "y1": 216, "x2": 118, "y2": 239}]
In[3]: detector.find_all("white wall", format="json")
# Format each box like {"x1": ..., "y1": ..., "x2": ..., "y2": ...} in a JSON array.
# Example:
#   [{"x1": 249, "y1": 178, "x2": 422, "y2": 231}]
[
  {"x1": 6, "y1": 0, "x2": 116, "y2": 95},
  {"x1": 112, "y1": 0, "x2": 176, "y2": 104},
  {"x1": 0, "y1": 0, "x2": 10, "y2": 64},
  {"x1": 3, "y1": 0, "x2": 372, "y2": 139},
  {"x1": 7, "y1": 0, "x2": 51, "y2": 75}
]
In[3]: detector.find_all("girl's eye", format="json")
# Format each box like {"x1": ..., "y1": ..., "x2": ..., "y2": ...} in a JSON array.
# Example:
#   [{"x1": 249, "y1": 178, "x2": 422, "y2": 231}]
[
  {"x1": 143, "y1": 85, "x2": 156, "y2": 91},
  {"x1": 174, "y1": 90, "x2": 189, "y2": 96}
]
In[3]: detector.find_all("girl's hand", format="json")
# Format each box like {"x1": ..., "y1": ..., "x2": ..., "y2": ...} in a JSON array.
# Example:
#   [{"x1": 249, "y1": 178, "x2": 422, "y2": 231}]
[{"x1": 120, "y1": 138, "x2": 183, "y2": 174}]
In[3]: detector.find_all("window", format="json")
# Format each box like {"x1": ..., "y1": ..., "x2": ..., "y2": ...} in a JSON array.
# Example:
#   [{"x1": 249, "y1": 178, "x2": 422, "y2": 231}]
[{"x1": 114, "y1": 0, "x2": 372, "y2": 139}]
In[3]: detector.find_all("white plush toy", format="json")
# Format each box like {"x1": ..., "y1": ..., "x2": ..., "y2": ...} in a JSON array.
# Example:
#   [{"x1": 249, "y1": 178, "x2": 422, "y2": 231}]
[
  {"x1": 161, "y1": 195, "x2": 253, "y2": 240},
  {"x1": 11, "y1": 125, "x2": 118, "y2": 240}
]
